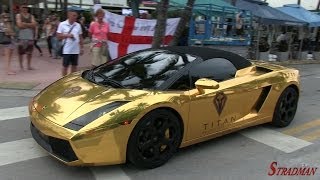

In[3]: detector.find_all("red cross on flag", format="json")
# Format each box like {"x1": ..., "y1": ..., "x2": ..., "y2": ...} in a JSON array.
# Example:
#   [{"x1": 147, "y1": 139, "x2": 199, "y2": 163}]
[{"x1": 93, "y1": 4, "x2": 180, "y2": 59}]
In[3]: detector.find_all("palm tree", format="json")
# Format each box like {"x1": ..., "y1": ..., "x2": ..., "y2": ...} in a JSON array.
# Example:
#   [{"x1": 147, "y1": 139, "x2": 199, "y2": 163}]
[
  {"x1": 152, "y1": 0, "x2": 169, "y2": 48},
  {"x1": 169, "y1": 0, "x2": 196, "y2": 46},
  {"x1": 63, "y1": 0, "x2": 68, "y2": 20},
  {"x1": 128, "y1": 0, "x2": 140, "y2": 18},
  {"x1": 59, "y1": 0, "x2": 63, "y2": 11},
  {"x1": 43, "y1": 0, "x2": 49, "y2": 18},
  {"x1": 55, "y1": 0, "x2": 58, "y2": 12}
]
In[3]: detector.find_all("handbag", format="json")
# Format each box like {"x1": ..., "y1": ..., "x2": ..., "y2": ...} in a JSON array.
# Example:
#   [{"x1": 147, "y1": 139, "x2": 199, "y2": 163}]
[
  {"x1": 101, "y1": 43, "x2": 109, "y2": 57},
  {"x1": 57, "y1": 25, "x2": 76, "y2": 56},
  {"x1": 0, "y1": 32, "x2": 11, "y2": 45}
]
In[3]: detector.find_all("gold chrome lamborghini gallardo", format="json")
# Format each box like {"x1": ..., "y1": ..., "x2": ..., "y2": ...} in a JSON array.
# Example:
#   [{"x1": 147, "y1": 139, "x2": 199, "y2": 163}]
[{"x1": 29, "y1": 46, "x2": 300, "y2": 169}]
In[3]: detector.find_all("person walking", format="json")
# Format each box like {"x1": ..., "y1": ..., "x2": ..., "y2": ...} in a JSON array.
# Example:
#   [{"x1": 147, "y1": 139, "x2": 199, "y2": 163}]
[
  {"x1": 16, "y1": 5, "x2": 37, "y2": 70},
  {"x1": 43, "y1": 17, "x2": 53, "y2": 57},
  {"x1": 51, "y1": 14, "x2": 61, "y2": 59},
  {"x1": 34, "y1": 20, "x2": 43, "y2": 56},
  {"x1": 56, "y1": 9, "x2": 84, "y2": 76},
  {"x1": 0, "y1": 12, "x2": 16, "y2": 75},
  {"x1": 88, "y1": 8, "x2": 110, "y2": 67}
]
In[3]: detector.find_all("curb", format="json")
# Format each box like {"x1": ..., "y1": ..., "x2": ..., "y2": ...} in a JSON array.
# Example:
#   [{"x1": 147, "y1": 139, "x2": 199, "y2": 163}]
[{"x1": 0, "y1": 67, "x2": 92, "y2": 91}]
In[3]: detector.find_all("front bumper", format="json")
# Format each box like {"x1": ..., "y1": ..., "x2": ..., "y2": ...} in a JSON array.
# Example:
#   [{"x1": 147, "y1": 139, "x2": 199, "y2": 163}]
[
  {"x1": 29, "y1": 107, "x2": 134, "y2": 166},
  {"x1": 30, "y1": 123, "x2": 78, "y2": 162}
]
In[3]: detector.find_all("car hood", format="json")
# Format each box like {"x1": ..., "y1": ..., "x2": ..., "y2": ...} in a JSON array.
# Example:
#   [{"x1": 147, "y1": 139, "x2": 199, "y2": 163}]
[{"x1": 33, "y1": 73, "x2": 150, "y2": 126}]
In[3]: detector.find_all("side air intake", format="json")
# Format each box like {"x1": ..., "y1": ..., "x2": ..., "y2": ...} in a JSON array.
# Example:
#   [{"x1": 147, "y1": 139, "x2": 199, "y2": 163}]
[{"x1": 253, "y1": 85, "x2": 272, "y2": 112}]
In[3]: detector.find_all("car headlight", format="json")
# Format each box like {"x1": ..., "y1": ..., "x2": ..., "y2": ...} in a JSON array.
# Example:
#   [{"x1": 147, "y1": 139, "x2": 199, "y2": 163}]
[{"x1": 64, "y1": 101, "x2": 129, "y2": 131}]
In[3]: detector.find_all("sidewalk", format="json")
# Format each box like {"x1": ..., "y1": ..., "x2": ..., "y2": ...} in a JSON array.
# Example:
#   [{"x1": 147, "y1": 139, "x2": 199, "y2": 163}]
[
  {"x1": 0, "y1": 44, "x2": 320, "y2": 91},
  {"x1": 0, "y1": 45, "x2": 91, "y2": 90}
]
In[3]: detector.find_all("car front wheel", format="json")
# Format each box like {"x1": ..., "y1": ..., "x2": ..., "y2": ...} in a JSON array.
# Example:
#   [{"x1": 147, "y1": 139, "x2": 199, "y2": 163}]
[{"x1": 127, "y1": 109, "x2": 182, "y2": 169}]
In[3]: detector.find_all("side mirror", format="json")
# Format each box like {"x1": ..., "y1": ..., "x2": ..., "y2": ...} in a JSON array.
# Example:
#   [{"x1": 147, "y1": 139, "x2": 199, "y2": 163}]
[{"x1": 195, "y1": 78, "x2": 219, "y2": 94}]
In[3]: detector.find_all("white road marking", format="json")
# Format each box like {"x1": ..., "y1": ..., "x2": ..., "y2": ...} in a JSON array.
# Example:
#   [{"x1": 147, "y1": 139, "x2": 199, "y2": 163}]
[
  {"x1": 0, "y1": 104, "x2": 130, "y2": 179},
  {"x1": 0, "y1": 106, "x2": 29, "y2": 121},
  {"x1": 0, "y1": 138, "x2": 48, "y2": 166},
  {"x1": 0, "y1": 89, "x2": 39, "y2": 97},
  {"x1": 0, "y1": 136, "x2": 131, "y2": 179},
  {"x1": 91, "y1": 166, "x2": 131, "y2": 180},
  {"x1": 240, "y1": 127, "x2": 313, "y2": 153}
]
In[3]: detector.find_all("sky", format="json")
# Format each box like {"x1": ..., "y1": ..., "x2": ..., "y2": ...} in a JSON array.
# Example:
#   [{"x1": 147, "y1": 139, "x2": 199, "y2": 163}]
[{"x1": 265, "y1": 0, "x2": 318, "y2": 10}]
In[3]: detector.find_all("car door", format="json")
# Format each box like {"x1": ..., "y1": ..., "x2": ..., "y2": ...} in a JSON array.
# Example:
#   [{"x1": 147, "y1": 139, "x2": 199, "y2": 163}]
[{"x1": 186, "y1": 58, "x2": 260, "y2": 140}]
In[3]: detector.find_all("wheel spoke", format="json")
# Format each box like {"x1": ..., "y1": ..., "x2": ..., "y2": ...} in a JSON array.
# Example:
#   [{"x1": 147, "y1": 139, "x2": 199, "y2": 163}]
[
  {"x1": 287, "y1": 95, "x2": 293, "y2": 102},
  {"x1": 162, "y1": 137, "x2": 174, "y2": 144},
  {"x1": 159, "y1": 121, "x2": 169, "y2": 133},
  {"x1": 139, "y1": 140, "x2": 154, "y2": 151},
  {"x1": 281, "y1": 112, "x2": 287, "y2": 121},
  {"x1": 154, "y1": 144, "x2": 161, "y2": 157},
  {"x1": 282, "y1": 96, "x2": 288, "y2": 103},
  {"x1": 288, "y1": 105, "x2": 297, "y2": 112}
]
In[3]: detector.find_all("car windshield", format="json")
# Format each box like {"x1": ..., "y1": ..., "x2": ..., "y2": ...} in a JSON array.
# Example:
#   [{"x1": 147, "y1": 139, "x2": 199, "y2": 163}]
[{"x1": 85, "y1": 50, "x2": 195, "y2": 90}]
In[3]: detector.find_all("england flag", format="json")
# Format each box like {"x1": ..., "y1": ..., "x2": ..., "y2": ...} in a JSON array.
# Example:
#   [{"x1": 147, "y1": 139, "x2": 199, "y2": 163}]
[{"x1": 93, "y1": 4, "x2": 180, "y2": 59}]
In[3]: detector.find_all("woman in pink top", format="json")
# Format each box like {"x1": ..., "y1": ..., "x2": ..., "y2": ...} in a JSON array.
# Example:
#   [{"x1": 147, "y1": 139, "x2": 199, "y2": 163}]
[{"x1": 89, "y1": 8, "x2": 110, "y2": 67}]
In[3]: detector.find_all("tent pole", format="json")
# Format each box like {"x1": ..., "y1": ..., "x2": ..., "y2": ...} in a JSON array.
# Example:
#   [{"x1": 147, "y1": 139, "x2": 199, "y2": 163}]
[
  {"x1": 298, "y1": 27, "x2": 304, "y2": 60},
  {"x1": 289, "y1": 26, "x2": 294, "y2": 60},
  {"x1": 285, "y1": 25, "x2": 292, "y2": 60},
  {"x1": 298, "y1": 40, "x2": 303, "y2": 60},
  {"x1": 256, "y1": 19, "x2": 261, "y2": 60}
]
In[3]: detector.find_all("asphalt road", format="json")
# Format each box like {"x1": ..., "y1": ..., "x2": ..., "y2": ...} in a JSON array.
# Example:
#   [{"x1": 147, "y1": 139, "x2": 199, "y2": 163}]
[{"x1": 0, "y1": 64, "x2": 319, "y2": 180}]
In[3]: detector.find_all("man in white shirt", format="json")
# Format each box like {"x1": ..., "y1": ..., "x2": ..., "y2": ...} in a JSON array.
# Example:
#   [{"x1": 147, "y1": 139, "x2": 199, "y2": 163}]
[
  {"x1": 57, "y1": 9, "x2": 84, "y2": 76},
  {"x1": 276, "y1": 31, "x2": 287, "y2": 43}
]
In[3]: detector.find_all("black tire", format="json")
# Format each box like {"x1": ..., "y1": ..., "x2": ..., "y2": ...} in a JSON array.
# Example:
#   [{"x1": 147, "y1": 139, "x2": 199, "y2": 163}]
[
  {"x1": 272, "y1": 87, "x2": 299, "y2": 127},
  {"x1": 127, "y1": 109, "x2": 182, "y2": 169}
]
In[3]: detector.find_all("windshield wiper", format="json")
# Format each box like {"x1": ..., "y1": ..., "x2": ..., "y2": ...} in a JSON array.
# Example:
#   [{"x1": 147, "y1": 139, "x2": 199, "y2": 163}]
[
  {"x1": 84, "y1": 69, "x2": 95, "y2": 83},
  {"x1": 95, "y1": 71, "x2": 124, "y2": 88}
]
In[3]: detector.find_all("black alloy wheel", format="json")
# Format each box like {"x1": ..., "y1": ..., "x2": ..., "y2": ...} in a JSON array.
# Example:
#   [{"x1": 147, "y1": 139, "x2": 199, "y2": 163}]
[
  {"x1": 127, "y1": 109, "x2": 182, "y2": 169},
  {"x1": 272, "y1": 87, "x2": 299, "y2": 127}
]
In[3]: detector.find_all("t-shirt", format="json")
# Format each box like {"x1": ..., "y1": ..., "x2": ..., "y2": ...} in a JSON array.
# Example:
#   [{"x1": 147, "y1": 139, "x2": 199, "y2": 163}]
[
  {"x1": 89, "y1": 21, "x2": 109, "y2": 47},
  {"x1": 57, "y1": 20, "x2": 82, "y2": 54},
  {"x1": 276, "y1": 34, "x2": 287, "y2": 43},
  {"x1": 17, "y1": 13, "x2": 34, "y2": 40}
]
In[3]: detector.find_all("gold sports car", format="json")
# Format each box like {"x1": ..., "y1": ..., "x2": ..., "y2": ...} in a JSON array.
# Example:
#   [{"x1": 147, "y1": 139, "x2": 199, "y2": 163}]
[{"x1": 29, "y1": 46, "x2": 300, "y2": 169}]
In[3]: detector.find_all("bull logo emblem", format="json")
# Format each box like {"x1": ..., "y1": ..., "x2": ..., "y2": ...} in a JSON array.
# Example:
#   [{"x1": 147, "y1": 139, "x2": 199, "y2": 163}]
[
  {"x1": 214, "y1": 92, "x2": 227, "y2": 115},
  {"x1": 62, "y1": 86, "x2": 82, "y2": 96}
]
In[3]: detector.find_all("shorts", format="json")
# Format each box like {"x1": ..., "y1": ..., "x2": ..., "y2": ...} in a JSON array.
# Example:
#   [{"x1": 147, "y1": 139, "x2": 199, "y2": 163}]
[
  {"x1": 91, "y1": 46, "x2": 108, "y2": 66},
  {"x1": 18, "y1": 40, "x2": 34, "y2": 55},
  {"x1": 0, "y1": 42, "x2": 15, "y2": 50},
  {"x1": 63, "y1": 54, "x2": 79, "y2": 67}
]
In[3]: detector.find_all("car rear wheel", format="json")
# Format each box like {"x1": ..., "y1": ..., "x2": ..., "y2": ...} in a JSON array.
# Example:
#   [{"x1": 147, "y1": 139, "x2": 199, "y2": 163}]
[
  {"x1": 272, "y1": 87, "x2": 298, "y2": 127},
  {"x1": 127, "y1": 109, "x2": 182, "y2": 169}
]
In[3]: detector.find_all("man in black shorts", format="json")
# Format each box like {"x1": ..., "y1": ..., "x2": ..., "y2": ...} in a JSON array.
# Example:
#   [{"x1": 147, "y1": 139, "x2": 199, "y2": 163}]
[{"x1": 56, "y1": 9, "x2": 84, "y2": 76}]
